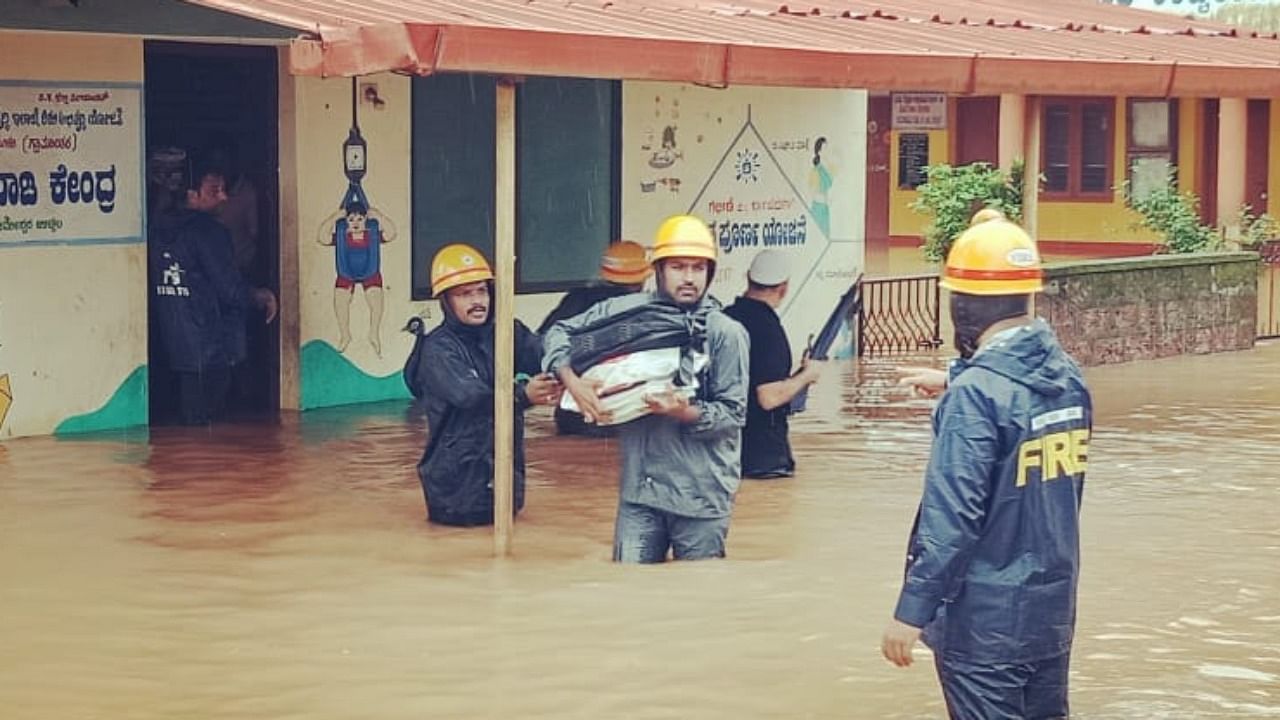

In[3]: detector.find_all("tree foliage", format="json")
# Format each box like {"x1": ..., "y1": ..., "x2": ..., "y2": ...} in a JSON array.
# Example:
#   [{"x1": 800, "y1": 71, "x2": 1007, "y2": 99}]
[
  {"x1": 1123, "y1": 169, "x2": 1220, "y2": 254},
  {"x1": 1211, "y1": 2, "x2": 1280, "y2": 31},
  {"x1": 910, "y1": 161, "x2": 1025, "y2": 262}
]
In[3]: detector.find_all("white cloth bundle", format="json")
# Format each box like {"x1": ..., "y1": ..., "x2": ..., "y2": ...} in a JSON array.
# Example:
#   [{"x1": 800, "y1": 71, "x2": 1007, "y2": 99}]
[{"x1": 560, "y1": 347, "x2": 706, "y2": 426}]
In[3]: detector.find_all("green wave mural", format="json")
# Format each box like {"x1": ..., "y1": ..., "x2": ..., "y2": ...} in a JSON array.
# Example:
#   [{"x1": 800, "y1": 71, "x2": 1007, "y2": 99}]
[
  {"x1": 301, "y1": 340, "x2": 410, "y2": 410},
  {"x1": 55, "y1": 365, "x2": 148, "y2": 436}
]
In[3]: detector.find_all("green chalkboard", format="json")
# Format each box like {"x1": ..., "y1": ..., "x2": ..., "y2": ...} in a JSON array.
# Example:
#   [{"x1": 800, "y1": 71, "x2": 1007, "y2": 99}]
[
  {"x1": 517, "y1": 78, "x2": 619, "y2": 291},
  {"x1": 410, "y1": 75, "x2": 619, "y2": 299},
  {"x1": 411, "y1": 74, "x2": 497, "y2": 299}
]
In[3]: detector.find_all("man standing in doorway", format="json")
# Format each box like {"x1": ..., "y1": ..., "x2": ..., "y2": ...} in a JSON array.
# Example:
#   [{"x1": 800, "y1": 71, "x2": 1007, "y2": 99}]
[
  {"x1": 413, "y1": 243, "x2": 561, "y2": 526},
  {"x1": 149, "y1": 158, "x2": 278, "y2": 425},
  {"x1": 542, "y1": 215, "x2": 749, "y2": 563},
  {"x1": 881, "y1": 216, "x2": 1092, "y2": 720},
  {"x1": 723, "y1": 249, "x2": 824, "y2": 479}
]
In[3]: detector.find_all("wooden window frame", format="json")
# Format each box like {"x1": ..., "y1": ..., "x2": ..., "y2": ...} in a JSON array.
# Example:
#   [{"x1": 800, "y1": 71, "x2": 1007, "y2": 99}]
[
  {"x1": 1040, "y1": 97, "x2": 1116, "y2": 202},
  {"x1": 1125, "y1": 98, "x2": 1180, "y2": 201}
]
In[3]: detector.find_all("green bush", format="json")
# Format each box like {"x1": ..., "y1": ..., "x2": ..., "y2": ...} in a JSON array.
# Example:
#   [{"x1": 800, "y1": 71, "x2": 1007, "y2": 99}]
[
  {"x1": 910, "y1": 161, "x2": 1025, "y2": 262},
  {"x1": 1123, "y1": 169, "x2": 1219, "y2": 254},
  {"x1": 1238, "y1": 204, "x2": 1280, "y2": 248}
]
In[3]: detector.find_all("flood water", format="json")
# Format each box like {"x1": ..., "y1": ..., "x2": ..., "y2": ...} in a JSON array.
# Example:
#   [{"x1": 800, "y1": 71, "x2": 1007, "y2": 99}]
[{"x1": 2, "y1": 343, "x2": 1278, "y2": 719}]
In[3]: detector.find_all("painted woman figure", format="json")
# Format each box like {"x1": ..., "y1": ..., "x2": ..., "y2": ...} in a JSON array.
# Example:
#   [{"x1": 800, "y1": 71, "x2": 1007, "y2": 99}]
[
  {"x1": 809, "y1": 136, "x2": 834, "y2": 238},
  {"x1": 318, "y1": 184, "x2": 397, "y2": 356}
]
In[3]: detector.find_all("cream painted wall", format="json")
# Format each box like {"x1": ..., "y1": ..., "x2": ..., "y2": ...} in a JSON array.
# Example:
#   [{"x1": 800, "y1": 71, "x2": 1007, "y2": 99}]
[
  {"x1": 622, "y1": 82, "x2": 867, "y2": 362},
  {"x1": 888, "y1": 128, "x2": 949, "y2": 237},
  {"x1": 289, "y1": 73, "x2": 421, "y2": 408},
  {"x1": 285, "y1": 79, "x2": 865, "y2": 410},
  {"x1": 0, "y1": 31, "x2": 146, "y2": 439}
]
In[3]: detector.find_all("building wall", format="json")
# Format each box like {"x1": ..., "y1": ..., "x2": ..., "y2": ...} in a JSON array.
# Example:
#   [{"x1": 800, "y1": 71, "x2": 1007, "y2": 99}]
[
  {"x1": 284, "y1": 80, "x2": 869, "y2": 409},
  {"x1": 1039, "y1": 252, "x2": 1258, "y2": 365},
  {"x1": 0, "y1": 30, "x2": 147, "y2": 439},
  {"x1": 286, "y1": 73, "x2": 421, "y2": 410},
  {"x1": 888, "y1": 127, "x2": 949, "y2": 239},
  {"x1": 888, "y1": 94, "x2": 1215, "y2": 252},
  {"x1": 622, "y1": 82, "x2": 866, "y2": 361}
]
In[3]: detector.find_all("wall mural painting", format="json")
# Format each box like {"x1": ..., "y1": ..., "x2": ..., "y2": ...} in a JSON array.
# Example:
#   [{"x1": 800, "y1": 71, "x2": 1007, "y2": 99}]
[
  {"x1": 624, "y1": 84, "x2": 864, "y2": 366},
  {"x1": 316, "y1": 79, "x2": 397, "y2": 358}
]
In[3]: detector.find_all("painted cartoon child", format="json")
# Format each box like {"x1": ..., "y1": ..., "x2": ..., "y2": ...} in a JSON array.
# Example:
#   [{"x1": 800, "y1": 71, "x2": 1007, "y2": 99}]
[{"x1": 318, "y1": 192, "x2": 397, "y2": 356}]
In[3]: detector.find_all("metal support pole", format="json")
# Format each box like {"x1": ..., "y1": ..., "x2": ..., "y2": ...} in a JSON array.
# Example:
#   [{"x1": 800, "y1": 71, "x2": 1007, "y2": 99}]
[{"x1": 493, "y1": 79, "x2": 517, "y2": 557}]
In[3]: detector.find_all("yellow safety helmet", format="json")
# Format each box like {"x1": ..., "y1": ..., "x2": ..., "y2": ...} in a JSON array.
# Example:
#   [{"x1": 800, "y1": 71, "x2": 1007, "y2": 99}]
[
  {"x1": 430, "y1": 243, "x2": 494, "y2": 297},
  {"x1": 600, "y1": 240, "x2": 652, "y2": 285},
  {"x1": 652, "y1": 215, "x2": 717, "y2": 262},
  {"x1": 941, "y1": 219, "x2": 1043, "y2": 296},
  {"x1": 969, "y1": 207, "x2": 1006, "y2": 226}
]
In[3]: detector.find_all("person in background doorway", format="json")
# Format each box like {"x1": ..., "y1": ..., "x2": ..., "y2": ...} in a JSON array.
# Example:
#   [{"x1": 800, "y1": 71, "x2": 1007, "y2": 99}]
[
  {"x1": 881, "y1": 214, "x2": 1092, "y2": 720},
  {"x1": 537, "y1": 240, "x2": 652, "y2": 436},
  {"x1": 542, "y1": 215, "x2": 749, "y2": 563},
  {"x1": 723, "y1": 249, "x2": 824, "y2": 479},
  {"x1": 149, "y1": 158, "x2": 277, "y2": 425},
  {"x1": 207, "y1": 133, "x2": 261, "y2": 282},
  {"x1": 413, "y1": 244, "x2": 561, "y2": 526}
]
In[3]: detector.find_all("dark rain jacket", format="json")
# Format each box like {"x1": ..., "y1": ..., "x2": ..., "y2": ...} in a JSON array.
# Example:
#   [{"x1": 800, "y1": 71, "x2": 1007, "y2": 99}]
[
  {"x1": 535, "y1": 284, "x2": 636, "y2": 336},
  {"x1": 149, "y1": 208, "x2": 254, "y2": 373},
  {"x1": 542, "y1": 292, "x2": 749, "y2": 519},
  {"x1": 893, "y1": 320, "x2": 1092, "y2": 664},
  {"x1": 414, "y1": 308, "x2": 543, "y2": 526}
]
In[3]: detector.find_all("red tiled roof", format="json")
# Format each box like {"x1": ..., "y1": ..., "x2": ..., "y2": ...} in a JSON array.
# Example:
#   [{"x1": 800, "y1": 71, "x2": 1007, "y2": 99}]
[{"x1": 189, "y1": 0, "x2": 1280, "y2": 95}]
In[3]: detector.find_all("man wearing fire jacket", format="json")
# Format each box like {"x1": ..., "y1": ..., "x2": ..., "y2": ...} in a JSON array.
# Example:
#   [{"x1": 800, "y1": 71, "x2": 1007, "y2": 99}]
[{"x1": 882, "y1": 213, "x2": 1093, "y2": 720}]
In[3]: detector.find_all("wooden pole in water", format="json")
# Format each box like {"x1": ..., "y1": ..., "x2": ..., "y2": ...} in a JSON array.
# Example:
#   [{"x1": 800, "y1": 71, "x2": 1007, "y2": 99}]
[{"x1": 493, "y1": 78, "x2": 517, "y2": 557}]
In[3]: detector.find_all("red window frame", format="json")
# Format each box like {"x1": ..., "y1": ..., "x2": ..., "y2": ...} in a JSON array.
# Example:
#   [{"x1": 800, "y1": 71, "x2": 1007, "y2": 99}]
[{"x1": 1041, "y1": 97, "x2": 1116, "y2": 202}]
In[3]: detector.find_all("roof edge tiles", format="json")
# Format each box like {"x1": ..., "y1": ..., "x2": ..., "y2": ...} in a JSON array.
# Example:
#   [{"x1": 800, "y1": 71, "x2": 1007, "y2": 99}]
[{"x1": 194, "y1": 0, "x2": 1280, "y2": 96}]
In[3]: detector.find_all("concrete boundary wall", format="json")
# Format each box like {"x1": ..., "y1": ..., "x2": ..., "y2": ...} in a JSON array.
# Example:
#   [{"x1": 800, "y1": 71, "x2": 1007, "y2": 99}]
[{"x1": 1038, "y1": 252, "x2": 1259, "y2": 366}]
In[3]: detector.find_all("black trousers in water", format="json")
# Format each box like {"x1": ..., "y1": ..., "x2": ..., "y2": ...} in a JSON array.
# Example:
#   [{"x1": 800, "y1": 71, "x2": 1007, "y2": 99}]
[
  {"x1": 934, "y1": 652, "x2": 1070, "y2": 720},
  {"x1": 176, "y1": 367, "x2": 231, "y2": 425}
]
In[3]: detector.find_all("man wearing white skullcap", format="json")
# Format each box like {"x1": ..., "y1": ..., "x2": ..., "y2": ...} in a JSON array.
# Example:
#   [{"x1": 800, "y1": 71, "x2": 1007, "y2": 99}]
[{"x1": 723, "y1": 250, "x2": 825, "y2": 478}]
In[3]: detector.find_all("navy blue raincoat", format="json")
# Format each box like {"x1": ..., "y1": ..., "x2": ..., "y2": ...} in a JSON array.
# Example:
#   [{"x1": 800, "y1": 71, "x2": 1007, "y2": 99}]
[
  {"x1": 414, "y1": 308, "x2": 543, "y2": 526},
  {"x1": 149, "y1": 209, "x2": 256, "y2": 373},
  {"x1": 893, "y1": 320, "x2": 1092, "y2": 664}
]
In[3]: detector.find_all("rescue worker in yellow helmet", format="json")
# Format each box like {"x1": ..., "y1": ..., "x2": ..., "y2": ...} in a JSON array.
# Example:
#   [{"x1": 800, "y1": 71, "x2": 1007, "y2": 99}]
[
  {"x1": 541, "y1": 215, "x2": 750, "y2": 562},
  {"x1": 883, "y1": 213, "x2": 1093, "y2": 720},
  {"x1": 968, "y1": 206, "x2": 1006, "y2": 226},
  {"x1": 536, "y1": 240, "x2": 652, "y2": 437},
  {"x1": 411, "y1": 243, "x2": 562, "y2": 527}
]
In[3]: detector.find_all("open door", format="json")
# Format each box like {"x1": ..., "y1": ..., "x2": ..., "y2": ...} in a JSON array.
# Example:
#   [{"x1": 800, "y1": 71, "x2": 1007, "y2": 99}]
[{"x1": 144, "y1": 42, "x2": 280, "y2": 424}]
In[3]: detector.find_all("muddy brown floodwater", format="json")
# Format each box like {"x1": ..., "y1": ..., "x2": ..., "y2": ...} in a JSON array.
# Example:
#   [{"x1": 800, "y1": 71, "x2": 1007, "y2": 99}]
[{"x1": 2, "y1": 343, "x2": 1278, "y2": 719}]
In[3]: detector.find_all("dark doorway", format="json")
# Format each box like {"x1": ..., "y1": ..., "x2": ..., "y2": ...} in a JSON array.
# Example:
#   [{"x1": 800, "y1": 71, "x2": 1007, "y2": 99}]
[
  {"x1": 953, "y1": 97, "x2": 1000, "y2": 167},
  {"x1": 1200, "y1": 99, "x2": 1220, "y2": 227},
  {"x1": 144, "y1": 42, "x2": 280, "y2": 424},
  {"x1": 1247, "y1": 99, "x2": 1270, "y2": 215},
  {"x1": 865, "y1": 95, "x2": 892, "y2": 274}
]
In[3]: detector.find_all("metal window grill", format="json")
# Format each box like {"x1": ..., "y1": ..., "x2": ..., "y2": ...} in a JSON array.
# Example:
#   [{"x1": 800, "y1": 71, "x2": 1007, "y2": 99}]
[{"x1": 858, "y1": 274, "x2": 943, "y2": 357}]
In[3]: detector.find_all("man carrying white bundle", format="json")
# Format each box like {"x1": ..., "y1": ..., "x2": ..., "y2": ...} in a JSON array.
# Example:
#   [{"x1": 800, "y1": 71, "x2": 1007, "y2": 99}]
[{"x1": 542, "y1": 215, "x2": 749, "y2": 563}]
